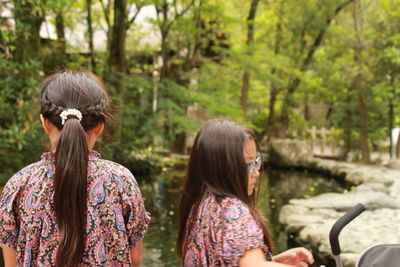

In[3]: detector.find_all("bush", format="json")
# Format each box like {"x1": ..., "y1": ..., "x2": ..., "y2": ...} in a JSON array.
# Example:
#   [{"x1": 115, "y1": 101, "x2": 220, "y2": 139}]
[
  {"x1": 0, "y1": 58, "x2": 45, "y2": 185},
  {"x1": 102, "y1": 142, "x2": 162, "y2": 179}
]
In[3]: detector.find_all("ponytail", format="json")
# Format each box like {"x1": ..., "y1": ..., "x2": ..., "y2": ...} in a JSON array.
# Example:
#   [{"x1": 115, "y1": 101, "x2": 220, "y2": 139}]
[
  {"x1": 54, "y1": 118, "x2": 88, "y2": 266},
  {"x1": 40, "y1": 71, "x2": 109, "y2": 266}
]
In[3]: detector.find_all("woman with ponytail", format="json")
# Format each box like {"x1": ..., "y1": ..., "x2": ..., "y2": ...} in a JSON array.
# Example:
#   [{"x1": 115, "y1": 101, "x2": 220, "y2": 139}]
[
  {"x1": 0, "y1": 71, "x2": 150, "y2": 266},
  {"x1": 177, "y1": 119, "x2": 314, "y2": 267}
]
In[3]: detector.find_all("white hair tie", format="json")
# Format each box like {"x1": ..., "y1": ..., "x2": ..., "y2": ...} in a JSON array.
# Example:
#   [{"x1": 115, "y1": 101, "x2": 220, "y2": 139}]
[{"x1": 60, "y1": 109, "x2": 83, "y2": 125}]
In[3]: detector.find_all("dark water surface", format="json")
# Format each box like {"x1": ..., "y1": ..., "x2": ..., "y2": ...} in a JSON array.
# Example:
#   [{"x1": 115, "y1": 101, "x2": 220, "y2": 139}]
[{"x1": 140, "y1": 169, "x2": 182, "y2": 266}]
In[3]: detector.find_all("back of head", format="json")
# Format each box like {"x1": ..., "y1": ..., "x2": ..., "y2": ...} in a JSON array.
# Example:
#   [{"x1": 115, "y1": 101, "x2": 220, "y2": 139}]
[
  {"x1": 189, "y1": 119, "x2": 252, "y2": 199},
  {"x1": 40, "y1": 71, "x2": 109, "y2": 266},
  {"x1": 177, "y1": 119, "x2": 256, "y2": 256},
  {"x1": 41, "y1": 71, "x2": 108, "y2": 130}
]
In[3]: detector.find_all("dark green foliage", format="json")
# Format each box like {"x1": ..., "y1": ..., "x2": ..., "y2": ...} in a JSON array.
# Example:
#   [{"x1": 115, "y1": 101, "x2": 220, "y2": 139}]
[
  {"x1": 2, "y1": 0, "x2": 400, "y2": 186},
  {"x1": 0, "y1": 58, "x2": 44, "y2": 184},
  {"x1": 102, "y1": 142, "x2": 162, "y2": 178}
]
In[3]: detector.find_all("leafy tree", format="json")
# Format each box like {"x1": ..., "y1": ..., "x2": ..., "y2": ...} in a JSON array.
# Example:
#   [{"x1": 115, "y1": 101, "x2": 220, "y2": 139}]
[{"x1": 0, "y1": 59, "x2": 44, "y2": 184}]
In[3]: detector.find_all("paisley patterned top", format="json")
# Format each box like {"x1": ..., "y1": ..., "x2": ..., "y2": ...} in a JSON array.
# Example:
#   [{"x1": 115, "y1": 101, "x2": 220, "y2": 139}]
[
  {"x1": 183, "y1": 193, "x2": 272, "y2": 266},
  {"x1": 0, "y1": 151, "x2": 151, "y2": 266}
]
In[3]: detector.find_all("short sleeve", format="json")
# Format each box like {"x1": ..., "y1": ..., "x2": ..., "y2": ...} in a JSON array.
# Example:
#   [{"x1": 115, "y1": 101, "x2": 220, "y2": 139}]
[
  {"x1": 120, "y1": 170, "x2": 151, "y2": 248},
  {"x1": 0, "y1": 174, "x2": 21, "y2": 248},
  {"x1": 221, "y1": 199, "x2": 265, "y2": 266}
]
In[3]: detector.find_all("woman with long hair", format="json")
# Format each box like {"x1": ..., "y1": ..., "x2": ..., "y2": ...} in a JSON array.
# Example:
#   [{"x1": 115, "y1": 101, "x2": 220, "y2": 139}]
[
  {"x1": 177, "y1": 119, "x2": 313, "y2": 266},
  {"x1": 0, "y1": 71, "x2": 150, "y2": 266}
]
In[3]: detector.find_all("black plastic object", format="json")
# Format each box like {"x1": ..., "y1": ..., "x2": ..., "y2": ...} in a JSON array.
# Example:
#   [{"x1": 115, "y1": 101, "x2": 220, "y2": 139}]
[{"x1": 329, "y1": 203, "x2": 366, "y2": 256}]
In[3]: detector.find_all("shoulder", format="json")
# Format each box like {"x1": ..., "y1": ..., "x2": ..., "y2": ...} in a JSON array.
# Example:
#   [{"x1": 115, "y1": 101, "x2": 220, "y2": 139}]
[
  {"x1": 199, "y1": 195, "x2": 253, "y2": 222},
  {"x1": 219, "y1": 197, "x2": 262, "y2": 236},
  {"x1": 89, "y1": 151, "x2": 136, "y2": 181},
  {"x1": 93, "y1": 159, "x2": 137, "y2": 181},
  {"x1": 220, "y1": 197, "x2": 252, "y2": 221},
  {"x1": 4, "y1": 161, "x2": 43, "y2": 189},
  {"x1": 91, "y1": 159, "x2": 140, "y2": 195},
  {"x1": 0, "y1": 161, "x2": 43, "y2": 209},
  {"x1": 218, "y1": 197, "x2": 266, "y2": 265},
  {"x1": 99, "y1": 159, "x2": 134, "y2": 176},
  {"x1": 220, "y1": 196, "x2": 247, "y2": 207}
]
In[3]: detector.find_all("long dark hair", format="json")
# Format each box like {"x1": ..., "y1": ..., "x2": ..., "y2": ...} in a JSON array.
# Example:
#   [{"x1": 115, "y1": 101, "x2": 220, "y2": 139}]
[
  {"x1": 40, "y1": 71, "x2": 109, "y2": 266},
  {"x1": 177, "y1": 119, "x2": 273, "y2": 258}
]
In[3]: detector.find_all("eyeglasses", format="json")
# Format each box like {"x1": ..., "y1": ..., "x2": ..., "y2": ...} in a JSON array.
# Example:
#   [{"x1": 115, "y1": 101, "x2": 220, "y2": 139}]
[{"x1": 246, "y1": 156, "x2": 262, "y2": 174}]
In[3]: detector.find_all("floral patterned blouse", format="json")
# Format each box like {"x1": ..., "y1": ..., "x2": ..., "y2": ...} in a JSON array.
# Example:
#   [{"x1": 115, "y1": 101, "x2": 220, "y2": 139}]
[
  {"x1": 183, "y1": 192, "x2": 272, "y2": 266},
  {"x1": 0, "y1": 151, "x2": 151, "y2": 266}
]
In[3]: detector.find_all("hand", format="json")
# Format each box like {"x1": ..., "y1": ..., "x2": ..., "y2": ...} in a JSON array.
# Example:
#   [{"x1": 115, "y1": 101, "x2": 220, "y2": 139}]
[{"x1": 272, "y1": 247, "x2": 314, "y2": 267}]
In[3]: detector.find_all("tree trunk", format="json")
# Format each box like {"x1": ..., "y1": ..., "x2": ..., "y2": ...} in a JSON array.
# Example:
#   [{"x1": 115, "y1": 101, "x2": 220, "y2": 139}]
[
  {"x1": 265, "y1": 1, "x2": 283, "y2": 139},
  {"x1": 172, "y1": 132, "x2": 187, "y2": 154},
  {"x1": 187, "y1": 1, "x2": 202, "y2": 70},
  {"x1": 109, "y1": 0, "x2": 127, "y2": 74},
  {"x1": 46, "y1": 10, "x2": 67, "y2": 72},
  {"x1": 106, "y1": 0, "x2": 128, "y2": 142},
  {"x1": 86, "y1": 0, "x2": 97, "y2": 73},
  {"x1": 99, "y1": 0, "x2": 112, "y2": 75},
  {"x1": 172, "y1": 2, "x2": 203, "y2": 154},
  {"x1": 55, "y1": 12, "x2": 66, "y2": 53},
  {"x1": 154, "y1": 1, "x2": 195, "y2": 152},
  {"x1": 13, "y1": 0, "x2": 43, "y2": 63},
  {"x1": 279, "y1": 0, "x2": 354, "y2": 137},
  {"x1": 160, "y1": 33, "x2": 169, "y2": 80},
  {"x1": 240, "y1": 0, "x2": 260, "y2": 115},
  {"x1": 241, "y1": 71, "x2": 250, "y2": 114},
  {"x1": 266, "y1": 87, "x2": 279, "y2": 139},
  {"x1": 389, "y1": 99, "x2": 393, "y2": 158},
  {"x1": 396, "y1": 126, "x2": 400, "y2": 158},
  {"x1": 156, "y1": 0, "x2": 195, "y2": 80},
  {"x1": 341, "y1": 91, "x2": 354, "y2": 160},
  {"x1": 157, "y1": 2, "x2": 170, "y2": 81},
  {"x1": 353, "y1": 0, "x2": 369, "y2": 163},
  {"x1": 304, "y1": 93, "x2": 309, "y2": 121}
]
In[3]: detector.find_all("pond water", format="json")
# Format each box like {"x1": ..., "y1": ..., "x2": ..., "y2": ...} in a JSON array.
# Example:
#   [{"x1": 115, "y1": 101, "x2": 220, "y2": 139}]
[
  {"x1": 0, "y1": 168, "x2": 344, "y2": 267},
  {"x1": 139, "y1": 167, "x2": 345, "y2": 267}
]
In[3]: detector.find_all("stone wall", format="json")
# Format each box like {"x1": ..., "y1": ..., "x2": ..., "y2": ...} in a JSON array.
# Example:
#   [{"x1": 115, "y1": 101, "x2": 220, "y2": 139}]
[{"x1": 267, "y1": 139, "x2": 400, "y2": 266}]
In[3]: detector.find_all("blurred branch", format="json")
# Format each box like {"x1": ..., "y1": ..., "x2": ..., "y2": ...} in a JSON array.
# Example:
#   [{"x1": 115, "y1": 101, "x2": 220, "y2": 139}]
[{"x1": 126, "y1": 4, "x2": 142, "y2": 30}]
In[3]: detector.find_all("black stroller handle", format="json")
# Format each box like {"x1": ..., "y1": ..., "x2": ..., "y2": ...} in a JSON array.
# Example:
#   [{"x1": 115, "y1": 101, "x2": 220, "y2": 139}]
[{"x1": 329, "y1": 203, "x2": 366, "y2": 256}]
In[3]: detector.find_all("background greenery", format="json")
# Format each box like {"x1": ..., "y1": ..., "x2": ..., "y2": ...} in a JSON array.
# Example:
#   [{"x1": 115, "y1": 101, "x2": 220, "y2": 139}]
[{"x1": 1, "y1": 0, "x2": 400, "y2": 184}]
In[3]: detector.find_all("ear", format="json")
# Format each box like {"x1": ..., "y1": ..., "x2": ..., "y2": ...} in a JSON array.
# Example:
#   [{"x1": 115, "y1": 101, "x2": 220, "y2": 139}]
[
  {"x1": 40, "y1": 114, "x2": 53, "y2": 134},
  {"x1": 93, "y1": 122, "x2": 105, "y2": 137}
]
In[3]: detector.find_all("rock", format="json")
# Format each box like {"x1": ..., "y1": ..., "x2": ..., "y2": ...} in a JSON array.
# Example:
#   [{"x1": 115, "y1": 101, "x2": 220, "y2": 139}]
[
  {"x1": 345, "y1": 167, "x2": 393, "y2": 184},
  {"x1": 386, "y1": 159, "x2": 400, "y2": 170},
  {"x1": 276, "y1": 152, "x2": 400, "y2": 267},
  {"x1": 267, "y1": 139, "x2": 313, "y2": 167},
  {"x1": 355, "y1": 182, "x2": 390, "y2": 193},
  {"x1": 288, "y1": 191, "x2": 400, "y2": 210},
  {"x1": 282, "y1": 207, "x2": 400, "y2": 266}
]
